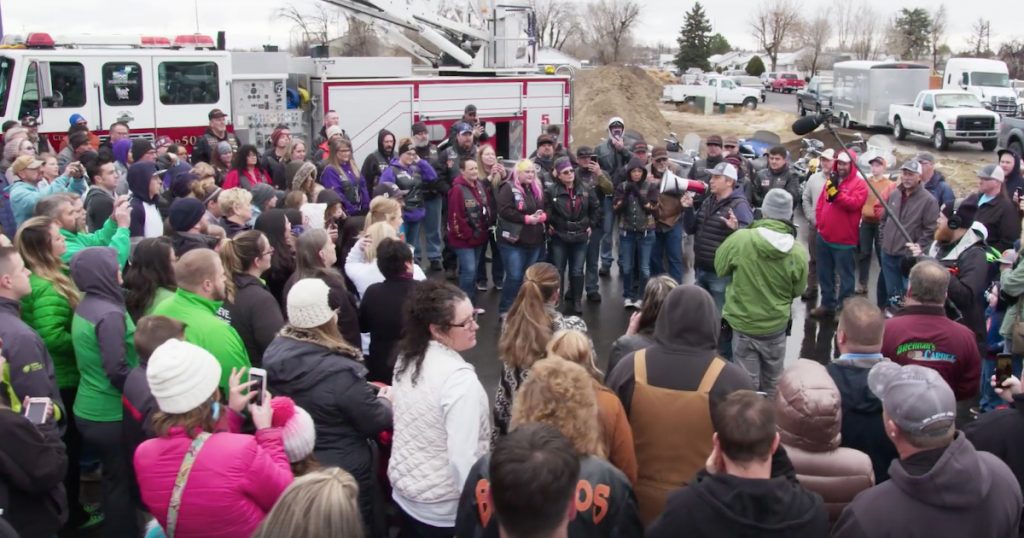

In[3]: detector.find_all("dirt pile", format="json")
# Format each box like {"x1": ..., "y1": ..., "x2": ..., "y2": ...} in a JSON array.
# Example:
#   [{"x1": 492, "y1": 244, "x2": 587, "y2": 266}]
[{"x1": 572, "y1": 66, "x2": 670, "y2": 147}]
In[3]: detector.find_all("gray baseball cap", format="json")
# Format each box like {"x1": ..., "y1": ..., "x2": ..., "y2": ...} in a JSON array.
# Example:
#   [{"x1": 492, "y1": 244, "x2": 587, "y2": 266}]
[
  {"x1": 710, "y1": 162, "x2": 738, "y2": 181},
  {"x1": 868, "y1": 362, "x2": 956, "y2": 437},
  {"x1": 900, "y1": 160, "x2": 923, "y2": 175},
  {"x1": 914, "y1": 152, "x2": 936, "y2": 163}
]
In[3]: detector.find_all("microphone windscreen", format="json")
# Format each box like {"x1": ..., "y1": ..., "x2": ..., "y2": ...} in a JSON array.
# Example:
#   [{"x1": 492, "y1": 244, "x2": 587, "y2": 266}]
[{"x1": 791, "y1": 115, "x2": 823, "y2": 136}]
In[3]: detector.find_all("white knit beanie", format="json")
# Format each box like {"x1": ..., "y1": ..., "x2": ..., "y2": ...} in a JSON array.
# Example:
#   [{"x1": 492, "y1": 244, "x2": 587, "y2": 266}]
[
  {"x1": 287, "y1": 278, "x2": 335, "y2": 329},
  {"x1": 270, "y1": 396, "x2": 317, "y2": 462},
  {"x1": 147, "y1": 339, "x2": 222, "y2": 414}
]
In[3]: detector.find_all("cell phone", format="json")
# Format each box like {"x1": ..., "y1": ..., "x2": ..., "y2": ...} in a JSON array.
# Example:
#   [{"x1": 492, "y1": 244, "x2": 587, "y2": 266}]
[
  {"x1": 996, "y1": 353, "x2": 1014, "y2": 386},
  {"x1": 497, "y1": 156, "x2": 504, "y2": 164},
  {"x1": 248, "y1": 368, "x2": 267, "y2": 406},
  {"x1": 24, "y1": 397, "x2": 51, "y2": 425}
]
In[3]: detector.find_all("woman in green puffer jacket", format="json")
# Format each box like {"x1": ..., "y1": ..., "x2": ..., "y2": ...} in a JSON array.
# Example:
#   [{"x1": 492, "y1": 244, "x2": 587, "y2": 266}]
[{"x1": 16, "y1": 216, "x2": 89, "y2": 527}]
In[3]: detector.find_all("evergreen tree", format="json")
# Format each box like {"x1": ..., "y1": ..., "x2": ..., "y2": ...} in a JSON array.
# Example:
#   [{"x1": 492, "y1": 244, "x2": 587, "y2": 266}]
[
  {"x1": 709, "y1": 33, "x2": 732, "y2": 56},
  {"x1": 675, "y1": 2, "x2": 713, "y2": 72},
  {"x1": 746, "y1": 55, "x2": 766, "y2": 76}
]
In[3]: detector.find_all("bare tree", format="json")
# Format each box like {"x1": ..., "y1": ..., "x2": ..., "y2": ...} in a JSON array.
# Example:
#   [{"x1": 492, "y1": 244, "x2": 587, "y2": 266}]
[
  {"x1": 831, "y1": 0, "x2": 855, "y2": 50},
  {"x1": 850, "y1": 3, "x2": 881, "y2": 60},
  {"x1": 966, "y1": 18, "x2": 993, "y2": 57},
  {"x1": 929, "y1": 5, "x2": 947, "y2": 68},
  {"x1": 584, "y1": 0, "x2": 643, "y2": 64},
  {"x1": 533, "y1": 0, "x2": 579, "y2": 50},
  {"x1": 749, "y1": 0, "x2": 803, "y2": 71},
  {"x1": 800, "y1": 10, "x2": 831, "y2": 76},
  {"x1": 336, "y1": 16, "x2": 380, "y2": 57},
  {"x1": 276, "y1": 3, "x2": 341, "y2": 54}
]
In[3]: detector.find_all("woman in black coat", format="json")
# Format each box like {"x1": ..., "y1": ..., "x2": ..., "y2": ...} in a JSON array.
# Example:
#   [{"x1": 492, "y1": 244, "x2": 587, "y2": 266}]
[
  {"x1": 221, "y1": 230, "x2": 286, "y2": 366},
  {"x1": 254, "y1": 209, "x2": 296, "y2": 305},
  {"x1": 359, "y1": 237, "x2": 420, "y2": 383},
  {"x1": 263, "y1": 277, "x2": 393, "y2": 535}
]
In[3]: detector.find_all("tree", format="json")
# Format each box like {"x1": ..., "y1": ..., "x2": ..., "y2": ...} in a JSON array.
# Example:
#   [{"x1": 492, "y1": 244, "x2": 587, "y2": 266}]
[
  {"x1": 709, "y1": 33, "x2": 732, "y2": 55},
  {"x1": 749, "y1": 0, "x2": 803, "y2": 71},
  {"x1": 746, "y1": 55, "x2": 766, "y2": 76},
  {"x1": 800, "y1": 9, "x2": 831, "y2": 77},
  {"x1": 891, "y1": 8, "x2": 931, "y2": 61},
  {"x1": 583, "y1": 0, "x2": 643, "y2": 64},
  {"x1": 929, "y1": 5, "x2": 947, "y2": 68},
  {"x1": 849, "y1": 3, "x2": 881, "y2": 60},
  {"x1": 966, "y1": 18, "x2": 994, "y2": 57},
  {"x1": 999, "y1": 40, "x2": 1024, "y2": 79},
  {"x1": 336, "y1": 16, "x2": 380, "y2": 57},
  {"x1": 831, "y1": 0, "x2": 855, "y2": 50},
  {"x1": 674, "y1": 2, "x2": 713, "y2": 72},
  {"x1": 276, "y1": 3, "x2": 341, "y2": 55},
  {"x1": 533, "y1": 0, "x2": 579, "y2": 50}
]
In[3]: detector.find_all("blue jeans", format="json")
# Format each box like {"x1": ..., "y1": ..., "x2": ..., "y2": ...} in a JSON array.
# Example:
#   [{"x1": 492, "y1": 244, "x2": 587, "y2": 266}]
[
  {"x1": 498, "y1": 242, "x2": 542, "y2": 314},
  {"x1": 619, "y1": 230, "x2": 655, "y2": 301},
  {"x1": 423, "y1": 196, "x2": 443, "y2": 261},
  {"x1": 586, "y1": 222, "x2": 605, "y2": 294},
  {"x1": 651, "y1": 220, "x2": 684, "y2": 284},
  {"x1": 476, "y1": 233, "x2": 503, "y2": 287},
  {"x1": 880, "y1": 251, "x2": 907, "y2": 305},
  {"x1": 695, "y1": 267, "x2": 730, "y2": 315},
  {"x1": 455, "y1": 246, "x2": 484, "y2": 303},
  {"x1": 816, "y1": 240, "x2": 856, "y2": 310},
  {"x1": 599, "y1": 197, "x2": 615, "y2": 268},
  {"x1": 405, "y1": 218, "x2": 423, "y2": 261},
  {"x1": 550, "y1": 237, "x2": 588, "y2": 289}
]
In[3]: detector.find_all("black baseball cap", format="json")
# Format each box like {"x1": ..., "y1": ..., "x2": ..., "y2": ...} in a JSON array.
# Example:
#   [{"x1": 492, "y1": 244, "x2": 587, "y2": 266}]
[{"x1": 208, "y1": 108, "x2": 227, "y2": 120}]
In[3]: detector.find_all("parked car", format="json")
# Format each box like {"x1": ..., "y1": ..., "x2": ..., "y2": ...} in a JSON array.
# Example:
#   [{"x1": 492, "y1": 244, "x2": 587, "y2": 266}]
[
  {"x1": 762, "y1": 72, "x2": 778, "y2": 89},
  {"x1": 662, "y1": 75, "x2": 761, "y2": 109},
  {"x1": 796, "y1": 76, "x2": 833, "y2": 116},
  {"x1": 731, "y1": 75, "x2": 767, "y2": 103},
  {"x1": 889, "y1": 90, "x2": 1000, "y2": 151},
  {"x1": 771, "y1": 72, "x2": 805, "y2": 93}
]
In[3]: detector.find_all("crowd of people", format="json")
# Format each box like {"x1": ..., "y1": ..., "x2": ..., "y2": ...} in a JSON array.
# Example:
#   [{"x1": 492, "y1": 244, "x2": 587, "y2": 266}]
[{"x1": 3, "y1": 103, "x2": 1024, "y2": 538}]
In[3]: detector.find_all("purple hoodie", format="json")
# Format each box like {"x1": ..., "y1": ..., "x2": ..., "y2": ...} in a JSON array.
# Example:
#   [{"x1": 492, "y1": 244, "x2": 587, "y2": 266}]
[{"x1": 112, "y1": 139, "x2": 132, "y2": 167}]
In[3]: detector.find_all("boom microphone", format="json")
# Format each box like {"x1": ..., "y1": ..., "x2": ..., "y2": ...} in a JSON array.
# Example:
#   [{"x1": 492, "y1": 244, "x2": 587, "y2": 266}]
[{"x1": 791, "y1": 114, "x2": 827, "y2": 136}]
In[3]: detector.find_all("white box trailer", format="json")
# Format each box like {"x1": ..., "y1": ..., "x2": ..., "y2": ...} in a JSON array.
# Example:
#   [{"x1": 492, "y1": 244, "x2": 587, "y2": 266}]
[{"x1": 832, "y1": 61, "x2": 931, "y2": 128}]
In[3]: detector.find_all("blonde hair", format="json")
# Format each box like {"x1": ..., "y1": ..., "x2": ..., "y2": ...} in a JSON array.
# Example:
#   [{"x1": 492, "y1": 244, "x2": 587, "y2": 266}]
[
  {"x1": 251, "y1": 467, "x2": 365, "y2": 538},
  {"x1": 284, "y1": 139, "x2": 307, "y2": 164},
  {"x1": 218, "y1": 188, "x2": 253, "y2": 217},
  {"x1": 363, "y1": 221, "x2": 399, "y2": 263},
  {"x1": 510, "y1": 357, "x2": 604, "y2": 457},
  {"x1": 499, "y1": 262, "x2": 558, "y2": 369},
  {"x1": 15, "y1": 217, "x2": 80, "y2": 308},
  {"x1": 192, "y1": 162, "x2": 216, "y2": 182},
  {"x1": 546, "y1": 329, "x2": 602, "y2": 381},
  {"x1": 364, "y1": 196, "x2": 402, "y2": 231},
  {"x1": 514, "y1": 158, "x2": 535, "y2": 174}
]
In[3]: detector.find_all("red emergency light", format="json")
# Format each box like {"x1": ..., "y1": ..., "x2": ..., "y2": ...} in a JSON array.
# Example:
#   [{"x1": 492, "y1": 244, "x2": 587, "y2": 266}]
[
  {"x1": 141, "y1": 36, "x2": 172, "y2": 48},
  {"x1": 173, "y1": 34, "x2": 216, "y2": 49},
  {"x1": 25, "y1": 33, "x2": 56, "y2": 49}
]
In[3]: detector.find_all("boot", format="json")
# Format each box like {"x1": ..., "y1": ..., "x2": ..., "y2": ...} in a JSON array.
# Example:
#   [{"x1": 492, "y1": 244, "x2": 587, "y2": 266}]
[{"x1": 567, "y1": 275, "x2": 584, "y2": 315}]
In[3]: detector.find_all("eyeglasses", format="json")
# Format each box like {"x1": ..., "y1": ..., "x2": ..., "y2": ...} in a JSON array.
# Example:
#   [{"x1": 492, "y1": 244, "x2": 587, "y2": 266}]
[
  {"x1": 260, "y1": 246, "x2": 275, "y2": 257},
  {"x1": 451, "y1": 308, "x2": 484, "y2": 328},
  {"x1": 560, "y1": 169, "x2": 575, "y2": 175}
]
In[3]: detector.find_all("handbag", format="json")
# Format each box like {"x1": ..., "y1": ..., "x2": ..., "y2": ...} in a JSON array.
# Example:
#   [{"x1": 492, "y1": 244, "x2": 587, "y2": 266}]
[
  {"x1": 165, "y1": 432, "x2": 212, "y2": 538},
  {"x1": 496, "y1": 216, "x2": 522, "y2": 243}
]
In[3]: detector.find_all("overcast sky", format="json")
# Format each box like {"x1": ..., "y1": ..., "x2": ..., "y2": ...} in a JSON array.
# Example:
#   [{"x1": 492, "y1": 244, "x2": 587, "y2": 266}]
[{"x1": 2, "y1": 0, "x2": 1018, "y2": 54}]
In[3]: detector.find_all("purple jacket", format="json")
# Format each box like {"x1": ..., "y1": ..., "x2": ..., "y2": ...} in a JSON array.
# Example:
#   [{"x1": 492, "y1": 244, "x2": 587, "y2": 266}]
[
  {"x1": 321, "y1": 163, "x2": 369, "y2": 216},
  {"x1": 379, "y1": 158, "x2": 438, "y2": 222}
]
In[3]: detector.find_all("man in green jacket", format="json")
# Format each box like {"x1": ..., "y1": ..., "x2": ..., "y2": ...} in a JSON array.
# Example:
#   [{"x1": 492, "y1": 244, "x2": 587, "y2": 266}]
[
  {"x1": 716, "y1": 188, "x2": 807, "y2": 396},
  {"x1": 35, "y1": 192, "x2": 131, "y2": 268},
  {"x1": 151, "y1": 248, "x2": 250, "y2": 394}
]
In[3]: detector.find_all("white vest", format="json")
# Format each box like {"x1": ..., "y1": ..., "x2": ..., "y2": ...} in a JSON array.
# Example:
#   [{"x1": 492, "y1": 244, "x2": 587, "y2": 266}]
[{"x1": 388, "y1": 341, "x2": 490, "y2": 504}]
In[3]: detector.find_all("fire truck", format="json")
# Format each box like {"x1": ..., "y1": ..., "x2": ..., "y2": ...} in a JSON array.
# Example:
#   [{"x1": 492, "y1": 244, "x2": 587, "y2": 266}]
[{"x1": 0, "y1": 0, "x2": 573, "y2": 164}]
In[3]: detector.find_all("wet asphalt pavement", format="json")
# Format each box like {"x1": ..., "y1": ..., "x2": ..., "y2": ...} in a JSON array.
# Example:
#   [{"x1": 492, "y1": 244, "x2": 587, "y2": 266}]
[{"x1": 452, "y1": 211, "x2": 880, "y2": 401}]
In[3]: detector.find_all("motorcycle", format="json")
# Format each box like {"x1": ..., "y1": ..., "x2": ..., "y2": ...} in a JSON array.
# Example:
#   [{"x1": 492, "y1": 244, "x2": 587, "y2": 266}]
[
  {"x1": 664, "y1": 132, "x2": 701, "y2": 178},
  {"x1": 791, "y1": 137, "x2": 825, "y2": 184}
]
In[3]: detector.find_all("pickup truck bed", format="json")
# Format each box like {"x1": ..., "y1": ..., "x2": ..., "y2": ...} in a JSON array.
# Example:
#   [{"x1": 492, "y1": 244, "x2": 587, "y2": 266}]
[{"x1": 889, "y1": 91, "x2": 999, "y2": 151}]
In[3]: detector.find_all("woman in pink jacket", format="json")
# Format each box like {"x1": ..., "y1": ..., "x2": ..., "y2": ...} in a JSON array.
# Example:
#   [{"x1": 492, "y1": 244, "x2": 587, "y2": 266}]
[{"x1": 133, "y1": 339, "x2": 294, "y2": 538}]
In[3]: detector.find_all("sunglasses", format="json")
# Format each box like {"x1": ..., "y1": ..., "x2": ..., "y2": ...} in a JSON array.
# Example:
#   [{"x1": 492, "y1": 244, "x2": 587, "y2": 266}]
[{"x1": 707, "y1": 143, "x2": 722, "y2": 148}]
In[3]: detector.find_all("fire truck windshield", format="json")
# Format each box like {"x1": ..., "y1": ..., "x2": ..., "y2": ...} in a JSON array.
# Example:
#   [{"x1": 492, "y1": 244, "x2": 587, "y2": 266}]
[{"x1": 0, "y1": 57, "x2": 13, "y2": 118}]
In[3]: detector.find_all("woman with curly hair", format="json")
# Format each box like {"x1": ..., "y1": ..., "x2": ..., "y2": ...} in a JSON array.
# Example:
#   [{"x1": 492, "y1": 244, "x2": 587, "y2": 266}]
[
  {"x1": 493, "y1": 262, "x2": 585, "y2": 440},
  {"x1": 456, "y1": 357, "x2": 643, "y2": 538},
  {"x1": 608, "y1": 275, "x2": 677, "y2": 375},
  {"x1": 547, "y1": 329, "x2": 637, "y2": 485},
  {"x1": 123, "y1": 237, "x2": 177, "y2": 321},
  {"x1": 223, "y1": 144, "x2": 273, "y2": 190},
  {"x1": 389, "y1": 280, "x2": 489, "y2": 536}
]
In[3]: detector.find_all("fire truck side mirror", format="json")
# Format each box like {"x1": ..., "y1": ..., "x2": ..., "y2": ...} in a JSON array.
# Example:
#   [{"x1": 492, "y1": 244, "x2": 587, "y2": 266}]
[{"x1": 36, "y1": 62, "x2": 55, "y2": 107}]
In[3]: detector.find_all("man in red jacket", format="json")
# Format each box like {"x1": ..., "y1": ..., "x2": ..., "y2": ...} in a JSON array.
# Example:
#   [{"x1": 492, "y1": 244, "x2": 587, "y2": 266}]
[
  {"x1": 811, "y1": 151, "x2": 868, "y2": 318},
  {"x1": 881, "y1": 260, "x2": 980, "y2": 402}
]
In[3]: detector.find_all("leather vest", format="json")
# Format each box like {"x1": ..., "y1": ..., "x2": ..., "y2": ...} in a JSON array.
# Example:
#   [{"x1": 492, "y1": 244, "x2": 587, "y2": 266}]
[{"x1": 392, "y1": 165, "x2": 424, "y2": 209}]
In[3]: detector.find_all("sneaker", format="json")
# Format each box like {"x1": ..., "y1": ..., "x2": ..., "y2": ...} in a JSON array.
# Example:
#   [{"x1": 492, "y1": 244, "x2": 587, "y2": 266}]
[
  {"x1": 599, "y1": 266, "x2": 611, "y2": 276},
  {"x1": 587, "y1": 291, "x2": 602, "y2": 303},
  {"x1": 495, "y1": 283, "x2": 503, "y2": 291},
  {"x1": 634, "y1": 300, "x2": 644, "y2": 309},
  {"x1": 624, "y1": 299, "x2": 637, "y2": 309},
  {"x1": 79, "y1": 504, "x2": 104, "y2": 530},
  {"x1": 808, "y1": 306, "x2": 835, "y2": 319},
  {"x1": 800, "y1": 288, "x2": 818, "y2": 301},
  {"x1": 854, "y1": 285, "x2": 868, "y2": 295},
  {"x1": 429, "y1": 260, "x2": 443, "y2": 271},
  {"x1": 476, "y1": 282, "x2": 488, "y2": 292},
  {"x1": 444, "y1": 268, "x2": 457, "y2": 281}
]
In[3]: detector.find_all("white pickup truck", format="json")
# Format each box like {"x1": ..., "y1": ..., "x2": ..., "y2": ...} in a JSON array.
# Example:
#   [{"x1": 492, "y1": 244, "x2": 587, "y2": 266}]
[
  {"x1": 889, "y1": 90, "x2": 1000, "y2": 151},
  {"x1": 662, "y1": 75, "x2": 761, "y2": 109}
]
